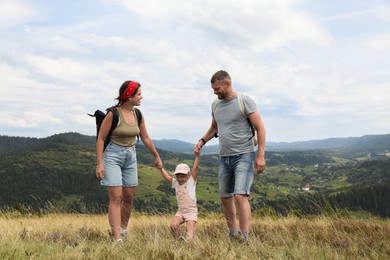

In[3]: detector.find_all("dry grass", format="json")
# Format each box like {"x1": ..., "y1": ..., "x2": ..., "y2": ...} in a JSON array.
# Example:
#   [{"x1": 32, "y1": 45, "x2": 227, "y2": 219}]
[{"x1": 0, "y1": 213, "x2": 389, "y2": 259}]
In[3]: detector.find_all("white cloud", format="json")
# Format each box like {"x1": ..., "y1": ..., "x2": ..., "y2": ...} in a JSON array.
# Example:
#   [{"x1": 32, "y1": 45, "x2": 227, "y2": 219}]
[
  {"x1": 111, "y1": 0, "x2": 330, "y2": 51},
  {"x1": 0, "y1": 0, "x2": 389, "y2": 141},
  {"x1": 0, "y1": 0, "x2": 38, "y2": 28},
  {"x1": 366, "y1": 31, "x2": 390, "y2": 50},
  {"x1": 1, "y1": 110, "x2": 63, "y2": 129},
  {"x1": 321, "y1": 4, "x2": 390, "y2": 22}
]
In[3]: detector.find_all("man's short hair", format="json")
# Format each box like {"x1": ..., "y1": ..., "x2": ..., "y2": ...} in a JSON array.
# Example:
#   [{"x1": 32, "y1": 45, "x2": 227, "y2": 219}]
[{"x1": 211, "y1": 70, "x2": 231, "y2": 83}]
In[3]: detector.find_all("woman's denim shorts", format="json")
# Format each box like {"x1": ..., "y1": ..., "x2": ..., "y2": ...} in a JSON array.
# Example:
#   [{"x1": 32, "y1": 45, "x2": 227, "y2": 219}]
[
  {"x1": 218, "y1": 152, "x2": 255, "y2": 198},
  {"x1": 101, "y1": 142, "x2": 138, "y2": 187}
]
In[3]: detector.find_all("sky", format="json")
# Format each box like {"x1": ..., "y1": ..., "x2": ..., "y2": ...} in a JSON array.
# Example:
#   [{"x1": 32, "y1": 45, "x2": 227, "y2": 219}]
[{"x1": 0, "y1": 0, "x2": 389, "y2": 144}]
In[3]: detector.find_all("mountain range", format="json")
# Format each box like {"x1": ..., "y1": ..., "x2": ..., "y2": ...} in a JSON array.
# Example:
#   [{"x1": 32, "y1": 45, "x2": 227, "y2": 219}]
[{"x1": 0, "y1": 133, "x2": 389, "y2": 155}]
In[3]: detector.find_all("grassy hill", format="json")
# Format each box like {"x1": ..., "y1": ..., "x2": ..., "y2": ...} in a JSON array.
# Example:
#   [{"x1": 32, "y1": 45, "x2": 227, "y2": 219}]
[{"x1": 0, "y1": 214, "x2": 389, "y2": 259}]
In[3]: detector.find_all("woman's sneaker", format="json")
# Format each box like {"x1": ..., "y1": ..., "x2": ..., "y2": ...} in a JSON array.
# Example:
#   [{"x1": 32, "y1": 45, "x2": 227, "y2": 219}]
[{"x1": 120, "y1": 228, "x2": 128, "y2": 239}]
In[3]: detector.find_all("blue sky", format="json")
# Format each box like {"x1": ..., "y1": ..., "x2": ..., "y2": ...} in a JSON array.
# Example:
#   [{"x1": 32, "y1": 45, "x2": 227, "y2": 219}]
[{"x1": 1, "y1": 0, "x2": 389, "y2": 144}]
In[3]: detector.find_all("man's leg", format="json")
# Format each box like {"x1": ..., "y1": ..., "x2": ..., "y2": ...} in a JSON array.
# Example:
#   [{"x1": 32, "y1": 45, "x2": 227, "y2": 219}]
[
  {"x1": 221, "y1": 196, "x2": 237, "y2": 233},
  {"x1": 232, "y1": 152, "x2": 255, "y2": 240},
  {"x1": 235, "y1": 194, "x2": 251, "y2": 237},
  {"x1": 219, "y1": 156, "x2": 237, "y2": 235}
]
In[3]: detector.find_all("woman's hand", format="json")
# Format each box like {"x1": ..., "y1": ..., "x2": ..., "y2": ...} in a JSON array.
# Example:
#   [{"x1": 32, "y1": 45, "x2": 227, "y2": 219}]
[{"x1": 96, "y1": 165, "x2": 104, "y2": 180}]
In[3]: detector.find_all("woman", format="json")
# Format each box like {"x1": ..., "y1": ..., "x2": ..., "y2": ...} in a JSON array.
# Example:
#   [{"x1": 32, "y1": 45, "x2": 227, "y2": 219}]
[{"x1": 96, "y1": 80, "x2": 163, "y2": 242}]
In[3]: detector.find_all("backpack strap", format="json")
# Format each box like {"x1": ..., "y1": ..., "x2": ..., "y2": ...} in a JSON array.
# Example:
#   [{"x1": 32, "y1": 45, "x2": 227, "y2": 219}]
[
  {"x1": 133, "y1": 108, "x2": 142, "y2": 146},
  {"x1": 103, "y1": 107, "x2": 119, "y2": 148},
  {"x1": 107, "y1": 107, "x2": 119, "y2": 133},
  {"x1": 211, "y1": 99, "x2": 220, "y2": 138},
  {"x1": 134, "y1": 108, "x2": 142, "y2": 126},
  {"x1": 236, "y1": 93, "x2": 246, "y2": 118},
  {"x1": 212, "y1": 98, "x2": 219, "y2": 114},
  {"x1": 237, "y1": 93, "x2": 256, "y2": 144}
]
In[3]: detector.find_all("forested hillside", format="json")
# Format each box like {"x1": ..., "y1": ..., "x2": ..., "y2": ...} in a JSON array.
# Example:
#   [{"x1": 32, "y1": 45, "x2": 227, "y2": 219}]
[{"x1": 0, "y1": 132, "x2": 389, "y2": 217}]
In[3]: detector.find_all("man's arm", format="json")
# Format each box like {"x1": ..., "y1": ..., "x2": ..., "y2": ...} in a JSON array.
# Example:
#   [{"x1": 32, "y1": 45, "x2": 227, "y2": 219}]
[
  {"x1": 194, "y1": 117, "x2": 218, "y2": 153},
  {"x1": 248, "y1": 111, "x2": 266, "y2": 174}
]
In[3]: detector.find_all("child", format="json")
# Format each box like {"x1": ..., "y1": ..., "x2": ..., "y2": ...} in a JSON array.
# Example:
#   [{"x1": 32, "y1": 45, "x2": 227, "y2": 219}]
[{"x1": 159, "y1": 154, "x2": 200, "y2": 242}]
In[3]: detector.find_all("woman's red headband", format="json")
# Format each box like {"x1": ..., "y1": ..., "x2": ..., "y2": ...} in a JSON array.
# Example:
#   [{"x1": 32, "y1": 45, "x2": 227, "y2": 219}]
[{"x1": 115, "y1": 81, "x2": 139, "y2": 101}]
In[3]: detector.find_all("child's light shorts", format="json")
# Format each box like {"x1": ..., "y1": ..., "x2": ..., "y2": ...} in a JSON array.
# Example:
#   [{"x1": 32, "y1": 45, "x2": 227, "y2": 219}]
[{"x1": 175, "y1": 208, "x2": 198, "y2": 222}]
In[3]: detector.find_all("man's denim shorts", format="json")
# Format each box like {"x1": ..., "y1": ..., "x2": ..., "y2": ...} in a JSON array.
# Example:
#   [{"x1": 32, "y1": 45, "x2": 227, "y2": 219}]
[
  {"x1": 101, "y1": 142, "x2": 138, "y2": 187},
  {"x1": 218, "y1": 152, "x2": 255, "y2": 198}
]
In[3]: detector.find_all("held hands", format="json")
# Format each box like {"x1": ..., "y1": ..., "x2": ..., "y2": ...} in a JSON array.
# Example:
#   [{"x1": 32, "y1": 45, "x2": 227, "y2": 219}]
[
  {"x1": 194, "y1": 139, "x2": 204, "y2": 155},
  {"x1": 155, "y1": 157, "x2": 163, "y2": 169},
  {"x1": 96, "y1": 165, "x2": 104, "y2": 180}
]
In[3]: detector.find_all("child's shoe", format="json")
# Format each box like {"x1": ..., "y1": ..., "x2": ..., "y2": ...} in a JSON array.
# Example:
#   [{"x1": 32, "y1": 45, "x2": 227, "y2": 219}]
[
  {"x1": 179, "y1": 236, "x2": 188, "y2": 243},
  {"x1": 115, "y1": 238, "x2": 124, "y2": 244}
]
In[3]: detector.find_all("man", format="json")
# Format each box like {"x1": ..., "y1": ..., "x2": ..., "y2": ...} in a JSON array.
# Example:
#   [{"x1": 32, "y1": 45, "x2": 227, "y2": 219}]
[{"x1": 194, "y1": 70, "x2": 266, "y2": 242}]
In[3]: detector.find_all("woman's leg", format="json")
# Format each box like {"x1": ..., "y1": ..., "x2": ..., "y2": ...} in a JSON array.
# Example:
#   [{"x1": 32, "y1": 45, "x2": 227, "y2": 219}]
[
  {"x1": 121, "y1": 187, "x2": 135, "y2": 230},
  {"x1": 107, "y1": 186, "x2": 123, "y2": 240}
]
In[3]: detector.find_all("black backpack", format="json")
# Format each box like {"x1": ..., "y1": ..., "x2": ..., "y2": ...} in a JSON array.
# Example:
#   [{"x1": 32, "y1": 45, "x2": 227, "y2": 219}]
[{"x1": 88, "y1": 107, "x2": 142, "y2": 150}]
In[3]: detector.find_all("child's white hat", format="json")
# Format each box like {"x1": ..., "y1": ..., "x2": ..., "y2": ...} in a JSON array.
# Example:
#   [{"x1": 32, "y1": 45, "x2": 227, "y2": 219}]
[{"x1": 174, "y1": 164, "x2": 190, "y2": 175}]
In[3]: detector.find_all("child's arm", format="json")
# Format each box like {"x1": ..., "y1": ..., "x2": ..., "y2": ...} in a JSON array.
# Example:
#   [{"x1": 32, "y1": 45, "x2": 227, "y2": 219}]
[
  {"x1": 159, "y1": 168, "x2": 173, "y2": 184},
  {"x1": 191, "y1": 154, "x2": 200, "y2": 182}
]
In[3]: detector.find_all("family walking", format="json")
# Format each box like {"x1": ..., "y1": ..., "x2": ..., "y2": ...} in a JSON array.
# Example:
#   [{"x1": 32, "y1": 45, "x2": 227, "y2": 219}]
[{"x1": 95, "y1": 70, "x2": 266, "y2": 243}]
